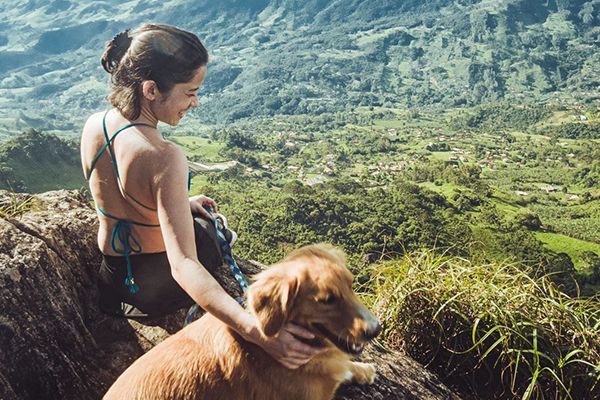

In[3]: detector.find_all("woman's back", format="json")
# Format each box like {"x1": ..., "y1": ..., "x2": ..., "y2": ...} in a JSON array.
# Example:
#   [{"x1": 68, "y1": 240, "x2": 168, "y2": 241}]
[{"x1": 81, "y1": 109, "x2": 169, "y2": 255}]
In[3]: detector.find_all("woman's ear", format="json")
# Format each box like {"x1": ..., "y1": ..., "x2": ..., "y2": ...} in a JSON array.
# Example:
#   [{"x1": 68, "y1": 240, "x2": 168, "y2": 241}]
[{"x1": 141, "y1": 80, "x2": 159, "y2": 101}]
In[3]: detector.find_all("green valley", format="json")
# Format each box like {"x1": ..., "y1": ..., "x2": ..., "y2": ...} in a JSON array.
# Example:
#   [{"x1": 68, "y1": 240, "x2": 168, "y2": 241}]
[
  {"x1": 0, "y1": 129, "x2": 83, "y2": 193},
  {"x1": 158, "y1": 102, "x2": 600, "y2": 294}
]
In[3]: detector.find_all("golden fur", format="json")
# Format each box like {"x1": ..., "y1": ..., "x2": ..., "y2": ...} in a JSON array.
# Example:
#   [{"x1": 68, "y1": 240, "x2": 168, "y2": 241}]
[{"x1": 104, "y1": 244, "x2": 381, "y2": 400}]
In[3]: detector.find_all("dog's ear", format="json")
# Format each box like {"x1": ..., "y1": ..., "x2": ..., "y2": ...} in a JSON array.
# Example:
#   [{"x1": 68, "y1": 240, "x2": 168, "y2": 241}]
[{"x1": 249, "y1": 271, "x2": 299, "y2": 337}]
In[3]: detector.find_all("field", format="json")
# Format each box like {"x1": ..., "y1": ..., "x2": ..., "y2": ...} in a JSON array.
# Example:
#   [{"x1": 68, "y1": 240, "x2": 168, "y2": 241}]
[{"x1": 536, "y1": 232, "x2": 600, "y2": 272}]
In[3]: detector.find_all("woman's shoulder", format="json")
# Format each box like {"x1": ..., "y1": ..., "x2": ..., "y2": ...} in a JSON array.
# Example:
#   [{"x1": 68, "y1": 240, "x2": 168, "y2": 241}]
[
  {"x1": 149, "y1": 139, "x2": 187, "y2": 170},
  {"x1": 83, "y1": 111, "x2": 106, "y2": 130},
  {"x1": 80, "y1": 112, "x2": 107, "y2": 151},
  {"x1": 145, "y1": 138, "x2": 188, "y2": 181}
]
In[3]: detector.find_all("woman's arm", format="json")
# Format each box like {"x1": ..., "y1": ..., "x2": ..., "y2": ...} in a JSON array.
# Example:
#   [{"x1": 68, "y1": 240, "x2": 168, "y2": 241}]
[{"x1": 152, "y1": 143, "x2": 323, "y2": 368}]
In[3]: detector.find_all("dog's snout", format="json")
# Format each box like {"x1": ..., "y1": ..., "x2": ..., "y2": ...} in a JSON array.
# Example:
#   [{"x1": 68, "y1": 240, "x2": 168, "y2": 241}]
[{"x1": 363, "y1": 321, "x2": 382, "y2": 341}]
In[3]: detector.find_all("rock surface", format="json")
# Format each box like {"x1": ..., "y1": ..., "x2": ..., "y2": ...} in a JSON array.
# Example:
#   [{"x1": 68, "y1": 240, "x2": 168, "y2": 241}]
[{"x1": 0, "y1": 190, "x2": 460, "y2": 400}]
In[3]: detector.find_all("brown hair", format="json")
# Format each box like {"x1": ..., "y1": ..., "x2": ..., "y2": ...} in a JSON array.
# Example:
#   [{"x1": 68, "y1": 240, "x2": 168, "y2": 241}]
[{"x1": 100, "y1": 24, "x2": 208, "y2": 120}]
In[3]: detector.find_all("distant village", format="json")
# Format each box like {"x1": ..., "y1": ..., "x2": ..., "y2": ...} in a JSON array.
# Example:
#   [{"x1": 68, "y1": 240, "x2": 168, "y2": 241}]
[{"x1": 190, "y1": 110, "x2": 595, "y2": 205}]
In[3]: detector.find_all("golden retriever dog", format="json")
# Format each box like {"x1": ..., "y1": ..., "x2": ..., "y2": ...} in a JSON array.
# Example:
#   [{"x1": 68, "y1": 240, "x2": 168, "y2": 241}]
[{"x1": 104, "y1": 243, "x2": 381, "y2": 400}]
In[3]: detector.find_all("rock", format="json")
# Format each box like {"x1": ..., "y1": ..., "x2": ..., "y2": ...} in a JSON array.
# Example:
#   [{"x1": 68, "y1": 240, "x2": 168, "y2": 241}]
[
  {"x1": 0, "y1": 189, "x2": 110, "y2": 399},
  {"x1": 0, "y1": 189, "x2": 461, "y2": 400},
  {"x1": 335, "y1": 343, "x2": 461, "y2": 400}
]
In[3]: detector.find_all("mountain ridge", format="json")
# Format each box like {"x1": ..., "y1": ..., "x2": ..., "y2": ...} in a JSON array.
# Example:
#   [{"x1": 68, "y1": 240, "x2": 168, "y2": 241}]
[{"x1": 0, "y1": 0, "x2": 598, "y2": 137}]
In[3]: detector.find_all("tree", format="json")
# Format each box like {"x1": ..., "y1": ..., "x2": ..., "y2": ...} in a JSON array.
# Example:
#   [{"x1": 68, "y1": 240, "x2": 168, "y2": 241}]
[
  {"x1": 223, "y1": 129, "x2": 260, "y2": 150},
  {"x1": 581, "y1": 251, "x2": 600, "y2": 283},
  {"x1": 515, "y1": 212, "x2": 542, "y2": 231},
  {"x1": 547, "y1": 252, "x2": 578, "y2": 296},
  {"x1": 579, "y1": 2, "x2": 595, "y2": 24}
]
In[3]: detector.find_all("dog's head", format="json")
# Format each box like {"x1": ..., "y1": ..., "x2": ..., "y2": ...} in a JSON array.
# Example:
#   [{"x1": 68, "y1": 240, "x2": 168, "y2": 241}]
[{"x1": 248, "y1": 244, "x2": 381, "y2": 354}]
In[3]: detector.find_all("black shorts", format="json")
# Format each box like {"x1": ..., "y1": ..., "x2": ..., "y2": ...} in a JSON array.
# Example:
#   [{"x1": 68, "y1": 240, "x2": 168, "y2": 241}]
[{"x1": 97, "y1": 215, "x2": 223, "y2": 318}]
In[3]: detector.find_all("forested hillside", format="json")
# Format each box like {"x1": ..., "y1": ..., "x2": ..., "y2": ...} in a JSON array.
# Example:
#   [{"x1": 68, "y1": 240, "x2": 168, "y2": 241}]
[
  {"x1": 175, "y1": 102, "x2": 600, "y2": 296},
  {"x1": 0, "y1": 129, "x2": 82, "y2": 192},
  {"x1": 0, "y1": 0, "x2": 599, "y2": 136}
]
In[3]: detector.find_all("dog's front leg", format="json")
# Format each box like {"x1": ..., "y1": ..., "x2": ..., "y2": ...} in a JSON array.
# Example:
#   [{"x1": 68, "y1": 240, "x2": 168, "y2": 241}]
[{"x1": 347, "y1": 361, "x2": 376, "y2": 385}]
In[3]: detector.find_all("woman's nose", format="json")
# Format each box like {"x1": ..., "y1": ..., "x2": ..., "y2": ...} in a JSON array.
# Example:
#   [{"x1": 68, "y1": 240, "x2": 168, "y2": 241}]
[{"x1": 190, "y1": 95, "x2": 199, "y2": 109}]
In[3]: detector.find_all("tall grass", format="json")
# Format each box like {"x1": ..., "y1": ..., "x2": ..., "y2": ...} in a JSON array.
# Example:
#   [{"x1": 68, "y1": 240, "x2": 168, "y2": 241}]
[{"x1": 361, "y1": 250, "x2": 600, "y2": 399}]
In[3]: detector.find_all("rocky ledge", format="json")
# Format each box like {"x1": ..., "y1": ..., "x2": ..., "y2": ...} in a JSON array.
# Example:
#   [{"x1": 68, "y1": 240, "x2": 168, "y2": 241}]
[{"x1": 0, "y1": 190, "x2": 460, "y2": 400}]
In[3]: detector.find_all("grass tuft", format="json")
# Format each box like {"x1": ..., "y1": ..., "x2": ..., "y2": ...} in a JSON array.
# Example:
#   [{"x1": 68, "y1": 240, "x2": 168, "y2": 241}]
[
  {"x1": 361, "y1": 250, "x2": 600, "y2": 399},
  {"x1": 0, "y1": 195, "x2": 37, "y2": 219}
]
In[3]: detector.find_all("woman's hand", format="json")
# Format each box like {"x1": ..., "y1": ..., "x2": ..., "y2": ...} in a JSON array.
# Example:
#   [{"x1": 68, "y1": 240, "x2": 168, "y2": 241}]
[
  {"x1": 189, "y1": 195, "x2": 218, "y2": 219},
  {"x1": 251, "y1": 322, "x2": 326, "y2": 369}
]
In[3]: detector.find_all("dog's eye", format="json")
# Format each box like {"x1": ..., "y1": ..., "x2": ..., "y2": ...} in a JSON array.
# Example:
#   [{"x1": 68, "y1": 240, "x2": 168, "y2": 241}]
[{"x1": 317, "y1": 294, "x2": 337, "y2": 305}]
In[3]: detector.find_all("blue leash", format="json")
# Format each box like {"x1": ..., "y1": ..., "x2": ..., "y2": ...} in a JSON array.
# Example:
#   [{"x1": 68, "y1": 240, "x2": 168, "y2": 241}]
[
  {"x1": 204, "y1": 206, "x2": 249, "y2": 294},
  {"x1": 185, "y1": 208, "x2": 249, "y2": 325}
]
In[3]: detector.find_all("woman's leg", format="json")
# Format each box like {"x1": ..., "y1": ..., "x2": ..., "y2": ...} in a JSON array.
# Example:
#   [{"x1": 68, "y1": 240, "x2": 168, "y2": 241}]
[{"x1": 99, "y1": 252, "x2": 195, "y2": 318}]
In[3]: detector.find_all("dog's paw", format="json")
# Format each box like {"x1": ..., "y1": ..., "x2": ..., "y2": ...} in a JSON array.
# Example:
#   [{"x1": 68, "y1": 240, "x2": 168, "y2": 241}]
[{"x1": 351, "y1": 362, "x2": 376, "y2": 385}]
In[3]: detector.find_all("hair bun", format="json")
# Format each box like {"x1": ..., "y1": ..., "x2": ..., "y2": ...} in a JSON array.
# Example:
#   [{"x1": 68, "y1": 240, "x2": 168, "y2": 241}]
[
  {"x1": 101, "y1": 29, "x2": 132, "y2": 74},
  {"x1": 112, "y1": 30, "x2": 132, "y2": 48}
]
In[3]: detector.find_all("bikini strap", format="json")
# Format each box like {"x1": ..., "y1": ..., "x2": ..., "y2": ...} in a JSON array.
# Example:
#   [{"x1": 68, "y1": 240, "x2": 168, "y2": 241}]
[
  {"x1": 87, "y1": 111, "x2": 153, "y2": 180},
  {"x1": 87, "y1": 111, "x2": 157, "y2": 211}
]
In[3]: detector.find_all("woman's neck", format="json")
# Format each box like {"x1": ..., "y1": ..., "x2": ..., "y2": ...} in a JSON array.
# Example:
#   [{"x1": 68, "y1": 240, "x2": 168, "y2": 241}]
[{"x1": 136, "y1": 105, "x2": 159, "y2": 128}]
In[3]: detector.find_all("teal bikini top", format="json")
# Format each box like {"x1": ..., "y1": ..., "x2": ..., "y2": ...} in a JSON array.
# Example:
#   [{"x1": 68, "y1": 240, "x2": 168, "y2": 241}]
[{"x1": 87, "y1": 111, "x2": 190, "y2": 294}]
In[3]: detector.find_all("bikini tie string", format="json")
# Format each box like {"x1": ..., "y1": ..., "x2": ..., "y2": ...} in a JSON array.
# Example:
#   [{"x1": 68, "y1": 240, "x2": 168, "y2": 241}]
[
  {"x1": 111, "y1": 219, "x2": 142, "y2": 294},
  {"x1": 97, "y1": 207, "x2": 158, "y2": 294}
]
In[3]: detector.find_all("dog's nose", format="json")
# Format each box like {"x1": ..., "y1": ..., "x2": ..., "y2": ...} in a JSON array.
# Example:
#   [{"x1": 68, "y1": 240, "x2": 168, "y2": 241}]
[
  {"x1": 358, "y1": 306, "x2": 382, "y2": 340},
  {"x1": 363, "y1": 321, "x2": 382, "y2": 341}
]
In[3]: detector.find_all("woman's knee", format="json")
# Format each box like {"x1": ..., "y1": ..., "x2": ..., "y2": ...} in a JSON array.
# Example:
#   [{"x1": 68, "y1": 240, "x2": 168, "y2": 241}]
[{"x1": 192, "y1": 215, "x2": 223, "y2": 273}]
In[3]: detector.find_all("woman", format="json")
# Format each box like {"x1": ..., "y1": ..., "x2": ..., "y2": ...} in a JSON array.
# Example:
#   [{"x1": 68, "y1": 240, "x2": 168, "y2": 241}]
[{"x1": 80, "y1": 23, "x2": 322, "y2": 369}]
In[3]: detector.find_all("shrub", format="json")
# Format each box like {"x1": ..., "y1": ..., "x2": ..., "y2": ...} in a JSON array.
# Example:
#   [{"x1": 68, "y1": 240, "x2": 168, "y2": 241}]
[{"x1": 362, "y1": 250, "x2": 600, "y2": 399}]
